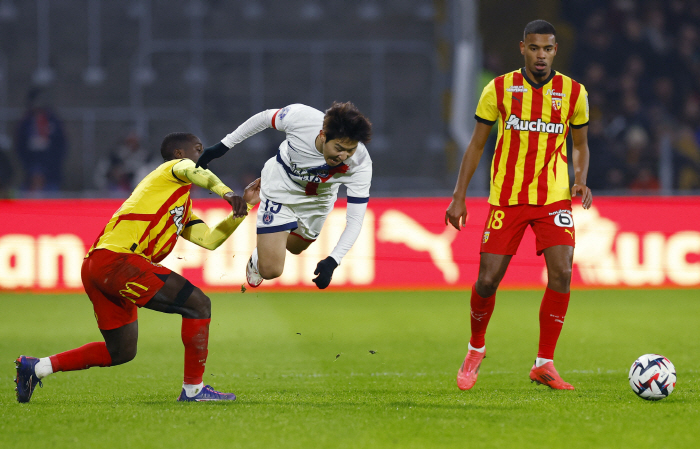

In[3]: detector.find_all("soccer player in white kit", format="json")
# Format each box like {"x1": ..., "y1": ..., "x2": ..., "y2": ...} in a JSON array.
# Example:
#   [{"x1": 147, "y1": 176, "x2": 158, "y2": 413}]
[{"x1": 196, "y1": 102, "x2": 373, "y2": 289}]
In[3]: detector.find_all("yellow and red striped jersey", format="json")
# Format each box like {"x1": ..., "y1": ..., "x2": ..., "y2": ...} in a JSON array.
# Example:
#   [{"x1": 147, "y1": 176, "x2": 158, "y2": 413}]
[
  {"x1": 89, "y1": 159, "x2": 204, "y2": 263},
  {"x1": 475, "y1": 69, "x2": 589, "y2": 206}
]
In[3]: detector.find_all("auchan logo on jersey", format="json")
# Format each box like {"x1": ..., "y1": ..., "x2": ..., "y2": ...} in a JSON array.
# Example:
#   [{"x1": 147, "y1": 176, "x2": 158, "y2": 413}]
[{"x1": 505, "y1": 114, "x2": 564, "y2": 134}]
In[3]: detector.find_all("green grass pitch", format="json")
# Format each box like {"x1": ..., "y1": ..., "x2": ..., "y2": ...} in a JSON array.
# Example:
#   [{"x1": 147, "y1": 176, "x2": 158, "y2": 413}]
[{"x1": 1, "y1": 289, "x2": 699, "y2": 448}]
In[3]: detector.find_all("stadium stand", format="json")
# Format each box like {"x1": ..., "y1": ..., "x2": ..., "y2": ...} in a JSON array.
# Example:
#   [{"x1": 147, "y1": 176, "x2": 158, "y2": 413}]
[
  {"x1": 0, "y1": 0, "x2": 444, "y2": 196},
  {"x1": 563, "y1": 0, "x2": 700, "y2": 192}
]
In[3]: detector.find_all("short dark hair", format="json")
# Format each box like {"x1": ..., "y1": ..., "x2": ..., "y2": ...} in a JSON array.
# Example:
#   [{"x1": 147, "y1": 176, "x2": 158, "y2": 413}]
[
  {"x1": 323, "y1": 101, "x2": 372, "y2": 144},
  {"x1": 160, "y1": 132, "x2": 197, "y2": 161},
  {"x1": 523, "y1": 20, "x2": 556, "y2": 41}
]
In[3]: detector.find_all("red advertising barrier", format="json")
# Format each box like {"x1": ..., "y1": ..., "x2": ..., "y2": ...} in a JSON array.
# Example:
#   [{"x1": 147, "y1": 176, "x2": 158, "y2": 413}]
[{"x1": 1, "y1": 197, "x2": 699, "y2": 291}]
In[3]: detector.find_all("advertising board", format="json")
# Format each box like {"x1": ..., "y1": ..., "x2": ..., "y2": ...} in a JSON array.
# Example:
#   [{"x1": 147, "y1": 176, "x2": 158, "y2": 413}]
[{"x1": 1, "y1": 197, "x2": 698, "y2": 290}]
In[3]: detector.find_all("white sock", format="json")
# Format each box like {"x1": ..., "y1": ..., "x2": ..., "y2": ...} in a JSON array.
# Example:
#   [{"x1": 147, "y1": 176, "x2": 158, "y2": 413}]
[
  {"x1": 535, "y1": 357, "x2": 553, "y2": 367},
  {"x1": 251, "y1": 247, "x2": 259, "y2": 270},
  {"x1": 35, "y1": 357, "x2": 54, "y2": 379},
  {"x1": 183, "y1": 382, "x2": 204, "y2": 397},
  {"x1": 468, "y1": 343, "x2": 485, "y2": 353}
]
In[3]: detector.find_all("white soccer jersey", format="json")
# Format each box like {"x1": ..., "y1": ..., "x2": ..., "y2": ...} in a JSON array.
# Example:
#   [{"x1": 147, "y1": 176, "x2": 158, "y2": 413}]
[
  {"x1": 222, "y1": 103, "x2": 372, "y2": 206},
  {"x1": 220, "y1": 103, "x2": 372, "y2": 264}
]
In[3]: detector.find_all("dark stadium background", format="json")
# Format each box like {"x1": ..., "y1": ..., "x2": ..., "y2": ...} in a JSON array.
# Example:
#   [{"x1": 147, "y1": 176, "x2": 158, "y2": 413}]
[
  {"x1": 2, "y1": 4, "x2": 699, "y2": 447},
  {"x1": 0, "y1": 0, "x2": 699, "y2": 292},
  {"x1": 1, "y1": 0, "x2": 698, "y2": 198}
]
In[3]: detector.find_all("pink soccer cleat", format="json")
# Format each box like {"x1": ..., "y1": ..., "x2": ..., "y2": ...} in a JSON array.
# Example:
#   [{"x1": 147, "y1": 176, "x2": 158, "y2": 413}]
[
  {"x1": 529, "y1": 361, "x2": 575, "y2": 390},
  {"x1": 457, "y1": 349, "x2": 486, "y2": 390}
]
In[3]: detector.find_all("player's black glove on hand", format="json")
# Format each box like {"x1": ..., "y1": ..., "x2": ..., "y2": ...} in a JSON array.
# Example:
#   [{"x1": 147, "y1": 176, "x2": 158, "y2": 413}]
[
  {"x1": 195, "y1": 142, "x2": 230, "y2": 169},
  {"x1": 313, "y1": 256, "x2": 338, "y2": 289}
]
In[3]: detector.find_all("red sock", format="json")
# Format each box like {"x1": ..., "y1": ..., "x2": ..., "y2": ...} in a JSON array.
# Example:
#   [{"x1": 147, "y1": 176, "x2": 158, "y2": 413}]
[
  {"x1": 538, "y1": 288, "x2": 571, "y2": 359},
  {"x1": 182, "y1": 318, "x2": 210, "y2": 385},
  {"x1": 49, "y1": 342, "x2": 112, "y2": 372},
  {"x1": 469, "y1": 284, "x2": 496, "y2": 349}
]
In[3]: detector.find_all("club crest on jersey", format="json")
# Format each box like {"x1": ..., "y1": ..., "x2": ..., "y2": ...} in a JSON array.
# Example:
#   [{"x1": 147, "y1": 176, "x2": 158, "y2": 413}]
[
  {"x1": 505, "y1": 114, "x2": 564, "y2": 134},
  {"x1": 278, "y1": 106, "x2": 291, "y2": 120},
  {"x1": 552, "y1": 98, "x2": 562, "y2": 110},
  {"x1": 483, "y1": 231, "x2": 490, "y2": 243},
  {"x1": 506, "y1": 85, "x2": 528, "y2": 93},
  {"x1": 262, "y1": 211, "x2": 274, "y2": 225},
  {"x1": 170, "y1": 205, "x2": 185, "y2": 235}
]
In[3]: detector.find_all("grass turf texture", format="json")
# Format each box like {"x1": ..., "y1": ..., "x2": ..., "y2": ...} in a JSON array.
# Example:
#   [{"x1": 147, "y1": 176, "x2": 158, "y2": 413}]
[{"x1": 1, "y1": 289, "x2": 699, "y2": 449}]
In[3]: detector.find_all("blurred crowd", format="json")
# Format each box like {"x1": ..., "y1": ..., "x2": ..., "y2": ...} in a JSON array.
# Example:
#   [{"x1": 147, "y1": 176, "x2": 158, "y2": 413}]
[
  {"x1": 4, "y1": 1, "x2": 700, "y2": 197},
  {"x1": 563, "y1": 0, "x2": 700, "y2": 191}
]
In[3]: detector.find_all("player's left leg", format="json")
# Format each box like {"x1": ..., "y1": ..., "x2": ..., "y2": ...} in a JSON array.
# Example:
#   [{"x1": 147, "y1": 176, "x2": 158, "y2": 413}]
[
  {"x1": 527, "y1": 200, "x2": 576, "y2": 389},
  {"x1": 144, "y1": 272, "x2": 235, "y2": 401},
  {"x1": 249, "y1": 197, "x2": 302, "y2": 285},
  {"x1": 287, "y1": 231, "x2": 313, "y2": 254},
  {"x1": 285, "y1": 199, "x2": 327, "y2": 257},
  {"x1": 539, "y1": 245, "x2": 574, "y2": 362}
]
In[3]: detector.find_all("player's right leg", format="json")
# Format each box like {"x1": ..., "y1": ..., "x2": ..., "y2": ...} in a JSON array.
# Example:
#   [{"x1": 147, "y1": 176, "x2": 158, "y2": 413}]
[
  {"x1": 248, "y1": 196, "x2": 301, "y2": 286},
  {"x1": 458, "y1": 204, "x2": 527, "y2": 390},
  {"x1": 254, "y1": 230, "x2": 291, "y2": 281},
  {"x1": 457, "y1": 253, "x2": 512, "y2": 390},
  {"x1": 15, "y1": 250, "x2": 143, "y2": 403}
]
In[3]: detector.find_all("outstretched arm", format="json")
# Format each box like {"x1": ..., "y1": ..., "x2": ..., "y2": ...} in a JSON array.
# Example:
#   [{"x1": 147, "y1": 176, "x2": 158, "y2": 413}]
[
  {"x1": 570, "y1": 125, "x2": 592, "y2": 209},
  {"x1": 196, "y1": 109, "x2": 279, "y2": 169},
  {"x1": 182, "y1": 178, "x2": 261, "y2": 250},
  {"x1": 173, "y1": 159, "x2": 249, "y2": 217},
  {"x1": 445, "y1": 121, "x2": 493, "y2": 230}
]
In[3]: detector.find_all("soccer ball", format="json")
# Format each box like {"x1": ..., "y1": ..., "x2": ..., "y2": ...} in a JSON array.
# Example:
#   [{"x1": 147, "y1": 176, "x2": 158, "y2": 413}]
[{"x1": 628, "y1": 354, "x2": 676, "y2": 401}]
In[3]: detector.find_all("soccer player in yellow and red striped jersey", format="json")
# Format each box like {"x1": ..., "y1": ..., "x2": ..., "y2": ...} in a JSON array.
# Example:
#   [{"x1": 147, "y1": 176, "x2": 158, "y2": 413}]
[
  {"x1": 15, "y1": 132, "x2": 261, "y2": 403},
  {"x1": 445, "y1": 20, "x2": 593, "y2": 391}
]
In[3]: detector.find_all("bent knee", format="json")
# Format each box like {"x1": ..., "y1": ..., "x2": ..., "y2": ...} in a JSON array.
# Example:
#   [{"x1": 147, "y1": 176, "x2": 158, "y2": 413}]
[
  {"x1": 110, "y1": 346, "x2": 137, "y2": 366},
  {"x1": 258, "y1": 262, "x2": 283, "y2": 280},
  {"x1": 188, "y1": 289, "x2": 211, "y2": 319},
  {"x1": 287, "y1": 246, "x2": 304, "y2": 255}
]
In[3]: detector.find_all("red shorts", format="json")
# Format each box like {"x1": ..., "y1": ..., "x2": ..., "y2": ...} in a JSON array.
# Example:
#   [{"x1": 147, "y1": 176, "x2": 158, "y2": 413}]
[
  {"x1": 81, "y1": 249, "x2": 172, "y2": 330},
  {"x1": 480, "y1": 199, "x2": 575, "y2": 256}
]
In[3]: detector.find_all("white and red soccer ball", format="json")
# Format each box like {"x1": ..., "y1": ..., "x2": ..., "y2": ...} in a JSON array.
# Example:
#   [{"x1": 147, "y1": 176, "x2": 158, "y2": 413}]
[{"x1": 629, "y1": 354, "x2": 676, "y2": 401}]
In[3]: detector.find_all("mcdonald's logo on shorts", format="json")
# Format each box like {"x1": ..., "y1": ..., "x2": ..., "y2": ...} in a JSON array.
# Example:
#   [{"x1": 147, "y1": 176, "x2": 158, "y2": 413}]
[{"x1": 119, "y1": 282, "x2": 149, "y2": 303}]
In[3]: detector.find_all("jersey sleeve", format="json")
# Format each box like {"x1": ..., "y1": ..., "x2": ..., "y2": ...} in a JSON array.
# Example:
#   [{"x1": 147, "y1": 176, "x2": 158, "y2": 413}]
[
  {"x1": 272, "y1": 104, "x2": 310, "y2": 133},
  {"x1": 181, "y1": 203, "x2": 254, "y2": 250},
  {"x1": 221, "y1": 109, "x2": 277, "y2": 148},
  {"x1": 172, "y1": 159, "x2": 233, "y2": 198},
  {"x1": 474, "y1": 80, "x2": 499, "y2": 125},
  {"x1": 345, "y1": 151, "x2": 372, "y2": 202},
  {"x1": 570, "y1": 84, "x2": 589, "y2": 128},
  {"x1": 329, "y1": 202, "x2": 367, "y2": 265}
]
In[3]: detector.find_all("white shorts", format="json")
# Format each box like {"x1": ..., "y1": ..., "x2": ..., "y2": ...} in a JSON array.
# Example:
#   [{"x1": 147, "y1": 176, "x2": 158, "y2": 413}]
[{"x1": 256, "y1": 191, "x2": 333, "y2": 241}]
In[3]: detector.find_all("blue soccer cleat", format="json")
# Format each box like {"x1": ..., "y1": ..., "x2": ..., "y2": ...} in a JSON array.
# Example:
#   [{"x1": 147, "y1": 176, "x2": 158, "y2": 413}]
[
  {"x1": 15, "y1": 356, "x2": 43, "y2": 403},
  {"x1": 177, "y1": 385, "x2": 237, "y2": 402}
]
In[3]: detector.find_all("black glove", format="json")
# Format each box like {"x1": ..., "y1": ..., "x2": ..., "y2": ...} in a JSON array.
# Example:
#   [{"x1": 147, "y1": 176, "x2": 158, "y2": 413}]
[
  {"x1": 196, "y1": 142, "x2": 230, "y2": 169},
  {"x1": 313, "y1": 256, "x2": 338, "y2": 289}
]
